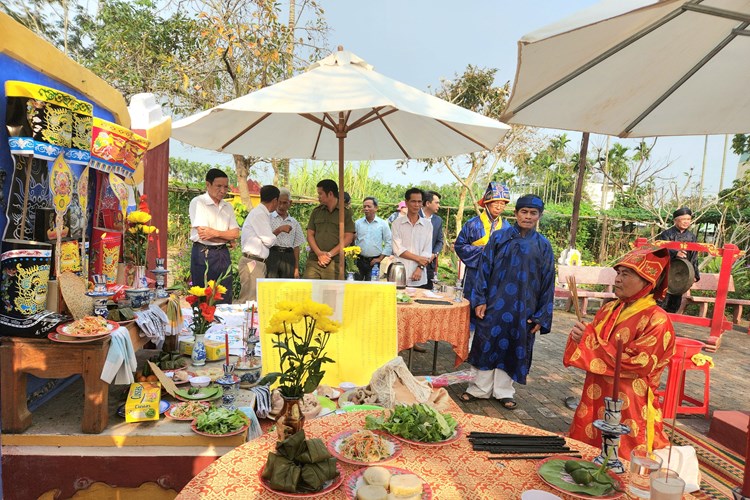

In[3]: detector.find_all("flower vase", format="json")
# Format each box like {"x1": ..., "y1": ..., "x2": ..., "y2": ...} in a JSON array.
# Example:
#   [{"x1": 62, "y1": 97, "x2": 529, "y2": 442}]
[
  {"x1": 276, "y1": 395, "x2": 305, "y2": 442},
  {"x1": 191, "y1": 333, "x2": 207, "y2": 366},
  {"x1": 131, "y1": 265, "x2": 148, "y2": 289},
  {"x1": 346, "y1": 271, "x2": 355, "y2": 281}
]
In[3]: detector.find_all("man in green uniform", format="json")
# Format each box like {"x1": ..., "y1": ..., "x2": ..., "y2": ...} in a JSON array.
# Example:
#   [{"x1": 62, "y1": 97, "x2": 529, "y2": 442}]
[{"x1": 303, "y1": 179, "x2": 355, "y2": 280}]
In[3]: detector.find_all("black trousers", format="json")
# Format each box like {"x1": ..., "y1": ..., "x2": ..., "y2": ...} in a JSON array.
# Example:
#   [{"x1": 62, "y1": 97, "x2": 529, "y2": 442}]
[
  {"x1": 662, "y1": 292, "x2": 683, "y2": 313},
  {"x1": 356, "y1": 255, "x2": 379, "y2": 281},
  {"x1": 266, "y1": 247, "x2": 296, "y2": 279},
  {"x1": 420, "y1": 261, "x2": 436, "y2": 289},
  {"x1": 190, "y1": 243, "x2": 233, "y2": 304}
]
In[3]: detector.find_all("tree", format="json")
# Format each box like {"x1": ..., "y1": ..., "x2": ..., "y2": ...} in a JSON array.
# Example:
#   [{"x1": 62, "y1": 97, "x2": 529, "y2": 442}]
[
  {"x1": 405, "y1": 65, "x2": 541, "y2": 236},
  {"x1": 8, "y1": 0, "x2": 330, "y2": 208}
]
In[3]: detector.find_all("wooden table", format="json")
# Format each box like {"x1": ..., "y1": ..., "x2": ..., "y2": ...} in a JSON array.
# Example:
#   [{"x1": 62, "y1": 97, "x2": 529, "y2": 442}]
[
  {"x1": 397, "y1": 289, "x2": 470, "y2": 373},
  {"x1": 176, "y1": 411, "x2": 653, "y2": 499},
  {"x1": 0, "y1": 321, "x2": 150, "y2": 434}
]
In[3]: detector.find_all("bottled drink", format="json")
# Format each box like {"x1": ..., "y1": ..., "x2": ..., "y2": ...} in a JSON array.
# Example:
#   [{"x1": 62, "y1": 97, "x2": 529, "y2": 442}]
[{"x1": 371, "y1": 264, "x2": 380, "y2": 281}]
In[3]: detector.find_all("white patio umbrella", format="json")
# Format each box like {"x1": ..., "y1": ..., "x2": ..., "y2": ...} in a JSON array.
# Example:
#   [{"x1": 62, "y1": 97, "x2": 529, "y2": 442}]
[
  {"x1": 501, "y1": 0, "x2": 750, "y2": 137},
  {"x1": 501, "y1": 1, "x2": 750, "y2": 493},
  {"x1": 173, "y1": 48, "x2": 510, "y2": 278}
]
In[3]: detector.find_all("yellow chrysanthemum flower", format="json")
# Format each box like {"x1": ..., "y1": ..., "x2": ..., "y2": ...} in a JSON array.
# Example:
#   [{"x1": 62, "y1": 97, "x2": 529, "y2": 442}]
[
  {"x1": 265, "y1": 319, "x2": 286, "y2": 335},
  {"x1": 216, "y1": 284, "x2": 227, "y2": 295},
  {"x1": 127, "y1": 227, "x2": 138, "y2": 234},
  {"x1": 207, "y1": 280, "x2": 216, "y2": 289},
  {"x1": 271, "y1": 310, "x2": 302, "y2": 326},
  {"x1": 188, "y1": 286, "x2": 206, "y2": 297},
  {"x1": 275, "y1": 300, "x2": 298, "y2": 313},
  {"x1": 127, "y1": 210, "x2": 152, "y2": 224},
  {"x1": 142, "y1": 225, "x2": 157, "y2": 234},
  {"x1": 316, "y1": 317, "x2": 340, "y2": 334}
]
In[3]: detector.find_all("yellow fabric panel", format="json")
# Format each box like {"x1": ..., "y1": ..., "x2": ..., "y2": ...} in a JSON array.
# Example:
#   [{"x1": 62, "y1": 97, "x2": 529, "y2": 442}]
[{"x1": 258, "y1": 281, "x2": 398, "y2": 387}]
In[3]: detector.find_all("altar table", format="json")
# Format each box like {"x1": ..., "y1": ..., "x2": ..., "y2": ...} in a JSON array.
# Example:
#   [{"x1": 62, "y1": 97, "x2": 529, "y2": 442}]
[
  {"x1": 397, "y1": 289, "x2": 470, "y2": 372},
  {"x1": 0, "y1": 320, "x2": 150, "y2": 434},
  {"x1": 177, "y1": 411, "x2": 622, "y2": 499}
]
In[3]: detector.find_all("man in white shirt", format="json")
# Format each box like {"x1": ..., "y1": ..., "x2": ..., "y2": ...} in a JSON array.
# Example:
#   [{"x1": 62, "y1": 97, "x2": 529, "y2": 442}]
[
  {"x1": 267, "y1": 188, "x2": 305, "y2": 279},
  {"x1": 391, "y1": 188, "x2": 432, "y2": 287},
  {"x1": 189, "y1": 168, "x2": 240, "y2": 304},
  {"x1": 239, "y1": 185, "x2": 291, "y2": 302}
]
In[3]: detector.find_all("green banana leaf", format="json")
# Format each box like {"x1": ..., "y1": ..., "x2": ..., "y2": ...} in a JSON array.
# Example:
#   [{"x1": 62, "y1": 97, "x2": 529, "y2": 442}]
[
  {"x1": 296, "y1": 438, "x2": 331, "y2": 464},
  {"x1": 276, "y1": 430, "x2": 308, "y2": 460},
  {"x1": 175, "y1": 386, "x2": 221, "y2": 400},
  {"x1": 538, "y1": 459, "x2": 617, "y2": 496},
  {"x1": 299, "y1": 457, "x2": 339, "y2": 492}
]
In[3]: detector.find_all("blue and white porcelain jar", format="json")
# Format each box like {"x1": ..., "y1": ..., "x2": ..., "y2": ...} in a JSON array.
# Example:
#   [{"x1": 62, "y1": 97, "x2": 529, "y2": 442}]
[{"x1": 191, "y1": 333, "x2": 207, "y2": 366}]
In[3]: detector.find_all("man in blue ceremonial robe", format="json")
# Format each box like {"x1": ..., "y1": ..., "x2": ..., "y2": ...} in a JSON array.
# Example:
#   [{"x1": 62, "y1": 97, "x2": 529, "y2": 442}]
[
  {"x1": 460, "y1": 194, "x2": 555, "y2": 409},
  {"x1": 454, "y1": 182, "x2": 511, "y2": 327}
]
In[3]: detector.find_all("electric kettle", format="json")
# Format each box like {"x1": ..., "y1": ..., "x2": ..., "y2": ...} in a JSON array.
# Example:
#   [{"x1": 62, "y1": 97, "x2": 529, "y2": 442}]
[{"x1": 387, "y1": 261, "x2": 407, "y2": 289}]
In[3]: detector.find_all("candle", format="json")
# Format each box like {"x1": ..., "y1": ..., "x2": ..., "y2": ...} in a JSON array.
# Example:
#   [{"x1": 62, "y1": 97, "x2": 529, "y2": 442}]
[
  {"x1": 225, "y1": 333, "x2": 230, "y2": 366},
  {"x1": 250, "y1": 304, "x2": 255, "y2": 328},
  {"x1": 156, "y1": 228, "x2": 162, "y2": 259},
  {"x1": 612, "y1": 336, "x2": 623, "y2": 401}
]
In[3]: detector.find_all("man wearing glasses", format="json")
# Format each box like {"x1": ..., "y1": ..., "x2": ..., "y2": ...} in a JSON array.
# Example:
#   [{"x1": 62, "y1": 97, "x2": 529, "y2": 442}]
[{"x1": 189, "y1": 168, "x2": 240, "y2": 303}]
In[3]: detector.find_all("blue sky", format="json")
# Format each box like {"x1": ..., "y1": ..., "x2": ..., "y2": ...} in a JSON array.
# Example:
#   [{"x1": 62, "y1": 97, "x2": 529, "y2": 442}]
[{"x1": 172, "y1": 0, "x2": 742, "y2": 195}]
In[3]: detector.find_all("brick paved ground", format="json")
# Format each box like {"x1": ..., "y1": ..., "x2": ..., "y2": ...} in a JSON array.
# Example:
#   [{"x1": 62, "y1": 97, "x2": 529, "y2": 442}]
[{"x1": 403, "y1": 309, "x2": 750, "y2": 439}]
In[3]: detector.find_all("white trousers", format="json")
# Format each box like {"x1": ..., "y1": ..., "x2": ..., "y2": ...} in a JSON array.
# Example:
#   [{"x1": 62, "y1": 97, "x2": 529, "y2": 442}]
[{"x1": 466, "y1": 366, "x2": 515, "y2": 400}]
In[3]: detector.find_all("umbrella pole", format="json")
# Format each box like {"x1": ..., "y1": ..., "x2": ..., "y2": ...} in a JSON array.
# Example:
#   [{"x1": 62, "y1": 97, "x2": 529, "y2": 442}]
[{"x1": 338, "y1": 119, "x2": 346, "y2": 280}]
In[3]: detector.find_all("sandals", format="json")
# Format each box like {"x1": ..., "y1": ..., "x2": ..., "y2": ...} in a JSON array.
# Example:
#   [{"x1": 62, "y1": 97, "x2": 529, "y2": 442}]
[
  {"x1": 498, "y1": 398, "x2": 518, "y2": 410},
  {"x1": 460, "y1": 392, "x2": 478, "y2": 402}
]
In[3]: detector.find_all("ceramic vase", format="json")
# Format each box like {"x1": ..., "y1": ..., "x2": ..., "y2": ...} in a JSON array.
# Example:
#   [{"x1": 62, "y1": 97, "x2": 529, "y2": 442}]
[
  {"x1": 346, "y1": 271, "x2": 355, "y2": 281},
  {"x1": 276, "y1": 395, "x2": 305, "y2": 442},
  {"x1": 191, "y1": 333, "x2": 207, "y2": 366},
  {"x1": 131, "y1": 265, "x2": 148, "y2": 289}
]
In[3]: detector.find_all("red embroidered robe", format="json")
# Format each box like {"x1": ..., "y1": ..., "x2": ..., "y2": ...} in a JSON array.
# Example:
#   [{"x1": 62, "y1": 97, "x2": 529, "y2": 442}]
[{"x1": 563, "y1": 295, "x2": 676, "y2": 456}]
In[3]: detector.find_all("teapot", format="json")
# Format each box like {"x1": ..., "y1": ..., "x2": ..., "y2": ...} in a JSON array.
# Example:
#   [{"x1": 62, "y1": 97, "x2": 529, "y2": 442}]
[{"x1": 387, "y1": 261, "x2": 407, "y2": 289}]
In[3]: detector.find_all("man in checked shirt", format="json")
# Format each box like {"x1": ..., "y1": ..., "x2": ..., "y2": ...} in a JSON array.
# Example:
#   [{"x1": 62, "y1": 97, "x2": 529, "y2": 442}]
[{"x1": 267, "y1": 188, "x2": 305, "y2": 279}]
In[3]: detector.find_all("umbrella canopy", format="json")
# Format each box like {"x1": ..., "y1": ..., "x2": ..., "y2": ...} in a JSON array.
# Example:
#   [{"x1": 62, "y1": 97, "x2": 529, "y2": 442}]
[
  {"x1": 173, "y1": 49, "x2": 510, "y2": 278},
  {"x1": 501, "y1": 0, "x2": 750, "y2": 138}
]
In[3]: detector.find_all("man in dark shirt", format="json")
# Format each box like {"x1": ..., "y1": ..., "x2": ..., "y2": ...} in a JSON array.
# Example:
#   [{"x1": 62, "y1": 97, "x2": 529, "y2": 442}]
[
  {"x1": 657, "y1": 207, "x2": 700, "y2": 312},
  {"x1": 419, "y1": 191, "x2": 444, "y2": 290}
]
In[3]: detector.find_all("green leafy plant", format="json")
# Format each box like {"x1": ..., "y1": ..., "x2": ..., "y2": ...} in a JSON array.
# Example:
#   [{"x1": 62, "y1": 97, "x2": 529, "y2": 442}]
[{"x1": 365, "y1": 403, "x2": 458, "y2": 443}]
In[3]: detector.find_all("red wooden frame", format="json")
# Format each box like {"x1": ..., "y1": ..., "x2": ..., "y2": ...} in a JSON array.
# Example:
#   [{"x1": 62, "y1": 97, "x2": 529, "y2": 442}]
[{"x1": 634, "y1": 237, "x2": 741, "y2": 349}]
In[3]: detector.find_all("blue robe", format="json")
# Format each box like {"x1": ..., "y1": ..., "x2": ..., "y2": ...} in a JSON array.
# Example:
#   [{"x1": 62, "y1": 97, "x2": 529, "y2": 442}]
[
  {"x1": 454, "y1": 214, "x2": 510, "y2": 327},
  {"x1": 468, "y1": 224, "x2": 555, "y2": 384}
]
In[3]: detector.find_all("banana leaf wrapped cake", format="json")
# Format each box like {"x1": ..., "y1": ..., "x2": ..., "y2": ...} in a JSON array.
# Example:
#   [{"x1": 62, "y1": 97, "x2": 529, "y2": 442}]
[{"x1": 262, "y1": 430, "x2": 339, "y2": 493}]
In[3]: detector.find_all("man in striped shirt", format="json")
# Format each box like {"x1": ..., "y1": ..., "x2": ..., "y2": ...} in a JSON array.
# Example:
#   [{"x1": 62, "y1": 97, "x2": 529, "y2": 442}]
[{"x1": 267, "y1": 188, "x2": 305, "y2": 279}]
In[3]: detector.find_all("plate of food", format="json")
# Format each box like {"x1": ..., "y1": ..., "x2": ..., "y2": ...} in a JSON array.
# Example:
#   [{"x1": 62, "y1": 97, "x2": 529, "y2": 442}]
[
  {"x1": 339, "y1": 386, "x2": 380, "y2": 407},
  {"x1": 190, "y1": 407, "x2": 249, "y2": 437},
  {"x1": 174, "y1": 386, "x2": 223, "y2": 402},
  {"x1": 396, "y1": 292, "x2": 414, "y2": 304},
  {"x1": 165, "y1": 401, "x2": 211, "y2": 421},
  {"x1": 344, "y1": 465, "x2": 432, "y2": 500},
  {"x1": 258, "y1": 462, "x2": 344, "y2": 498},
  {"x1": 365, "y1": 403, "x2": 461, "y2": 446},
  {"x1": 192, "y1": 365, "x2": 225, "y2": 382},
  {"x1": 165, "y1": 370, "x2": 195, "y2": 385},
  {"x1": 48, "y1": 331, "x2": 108, "y2": 344},
  {"x1": 314, "y1": 385, "x2": 341, "y2": 400},
  {"x1": 56, "y1": 316, "x2": 117, "y2": 339},
  {"x1": 536, "y1": 456, "x2": 625, "y2": 499},
  {"x1": 328, "y1": 429, "x2": 402, "y2": 466},
  {"x1": 117, "y1": 400, "x2": 169, "y2": 418}
]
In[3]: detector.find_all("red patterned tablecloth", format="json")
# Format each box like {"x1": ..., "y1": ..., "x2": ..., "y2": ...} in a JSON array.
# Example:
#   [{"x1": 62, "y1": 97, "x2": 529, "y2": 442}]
[
  {"x1": 397, "y1": 290, "x2": 470, "y2": 366},
  {"x1": 177, "y1": 411, "x2": 637, "y2": 499}
]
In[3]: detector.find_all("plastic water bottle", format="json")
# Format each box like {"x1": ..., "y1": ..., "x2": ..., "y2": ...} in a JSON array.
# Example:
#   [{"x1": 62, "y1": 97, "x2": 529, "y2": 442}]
[{"x1": 371, "y1": 264, "x2": 380, "y2": 282}]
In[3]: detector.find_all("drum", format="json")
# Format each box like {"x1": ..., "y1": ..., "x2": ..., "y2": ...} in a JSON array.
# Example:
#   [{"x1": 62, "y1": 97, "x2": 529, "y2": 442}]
[
  {"x1": 667, "y1": 257, "x2": 695, "y2": 295},
  {"x1": 0, "y1": 239, "x2": 52, "y2": 317}
]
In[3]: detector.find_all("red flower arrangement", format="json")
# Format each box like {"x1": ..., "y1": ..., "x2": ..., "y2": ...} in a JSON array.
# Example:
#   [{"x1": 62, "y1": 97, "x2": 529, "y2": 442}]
[{"x1": 186, "y1": 274, "x2": 227, "y2": 336}]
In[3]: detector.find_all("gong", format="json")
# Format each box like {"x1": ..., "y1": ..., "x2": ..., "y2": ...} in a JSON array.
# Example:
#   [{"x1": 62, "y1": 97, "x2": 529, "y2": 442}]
[{"x1": 668, "y1": 257, "x2": 695, "y2": 295}]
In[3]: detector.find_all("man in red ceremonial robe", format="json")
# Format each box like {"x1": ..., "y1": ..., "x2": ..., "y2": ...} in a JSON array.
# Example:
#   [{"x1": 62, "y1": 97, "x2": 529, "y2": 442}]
[{"x1": 563, "y1": 246, "x2": 676, "y2": 456}]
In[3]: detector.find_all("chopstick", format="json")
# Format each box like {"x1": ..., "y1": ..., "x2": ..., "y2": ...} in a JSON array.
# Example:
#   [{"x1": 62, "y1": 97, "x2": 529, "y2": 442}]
[
  {"x1": 566, "y1": 275, "x2": 583, "y2": 321},
  {"x1": 489, "y1": 454, "x2": 582, "y2": 461}
]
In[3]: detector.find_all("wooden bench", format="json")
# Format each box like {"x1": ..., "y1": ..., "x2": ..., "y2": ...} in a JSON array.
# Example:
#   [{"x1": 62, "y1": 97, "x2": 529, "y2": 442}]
[
  {"x1": 679, "y1": 273, "x2": 750, "y2": 324},
  {"x1": 556, "y1": 265, "x2": 617, "y2": 315}
]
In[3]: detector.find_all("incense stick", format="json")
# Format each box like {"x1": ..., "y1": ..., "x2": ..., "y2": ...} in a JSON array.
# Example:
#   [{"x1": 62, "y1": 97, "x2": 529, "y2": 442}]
[{"x1": 566, "y1": 276, "x2": 583, "y2": 321}]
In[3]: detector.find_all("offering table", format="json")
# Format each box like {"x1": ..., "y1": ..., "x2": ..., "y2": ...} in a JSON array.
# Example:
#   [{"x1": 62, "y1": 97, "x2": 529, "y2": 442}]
[
  {"x1": 397, "y1": 289, "x2": 470, "y2": 372},
  {"x1": 0, "y1": 320, "x2": 151, "y2": 434},
  {"x1": 176, "y1": 410, "x2": 669, "y2": 499}
]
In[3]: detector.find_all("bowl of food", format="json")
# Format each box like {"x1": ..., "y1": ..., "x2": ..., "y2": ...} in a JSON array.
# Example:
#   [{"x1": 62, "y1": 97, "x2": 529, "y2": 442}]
[{"x1": 189, "y1": 375, "x2": 211, "y2": 388}]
